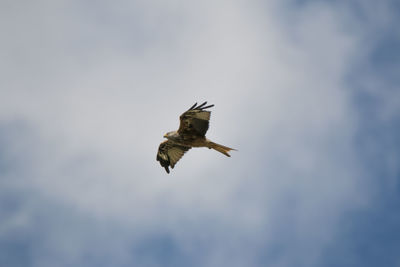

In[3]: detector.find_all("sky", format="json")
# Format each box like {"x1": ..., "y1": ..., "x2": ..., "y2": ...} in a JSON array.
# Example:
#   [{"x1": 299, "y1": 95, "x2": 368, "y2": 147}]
[{"x1": 0, "y1": 0, "x2": 399, "y2": 266}]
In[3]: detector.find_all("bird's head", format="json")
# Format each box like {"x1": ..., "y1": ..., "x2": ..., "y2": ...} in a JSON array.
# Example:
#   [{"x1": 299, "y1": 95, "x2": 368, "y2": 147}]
[{"x1": 163, "y1": 131, "x2": 179, "y2": 141}]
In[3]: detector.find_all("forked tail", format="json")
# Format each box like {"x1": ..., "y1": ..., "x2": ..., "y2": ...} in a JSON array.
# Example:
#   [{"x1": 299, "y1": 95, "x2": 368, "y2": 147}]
[{"x1": 207, "y1": 141, "x2": 236, "y2": 157}]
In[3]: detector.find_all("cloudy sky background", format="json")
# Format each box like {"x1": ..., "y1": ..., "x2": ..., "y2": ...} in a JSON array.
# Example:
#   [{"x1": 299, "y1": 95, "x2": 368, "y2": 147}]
[{"x1": 1, "y1": 0, "x2": 399, "y2": 266}]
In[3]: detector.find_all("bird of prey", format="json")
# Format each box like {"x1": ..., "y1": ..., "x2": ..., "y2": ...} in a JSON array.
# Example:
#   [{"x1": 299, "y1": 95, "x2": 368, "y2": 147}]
[{"x1": 157, "y1": 102, "x2": 235, "y2": 173}]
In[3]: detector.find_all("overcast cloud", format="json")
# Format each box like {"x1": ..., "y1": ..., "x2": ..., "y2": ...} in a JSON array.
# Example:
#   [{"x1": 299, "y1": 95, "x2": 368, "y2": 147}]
[{"x1": 1, "y1": 0, "x2": 399, "y2": 266}]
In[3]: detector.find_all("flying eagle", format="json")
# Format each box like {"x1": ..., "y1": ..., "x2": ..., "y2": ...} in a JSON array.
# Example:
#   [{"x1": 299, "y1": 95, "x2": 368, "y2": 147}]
[{"x1": 156, "y1": 102, "x2": 235, "y2": 173}]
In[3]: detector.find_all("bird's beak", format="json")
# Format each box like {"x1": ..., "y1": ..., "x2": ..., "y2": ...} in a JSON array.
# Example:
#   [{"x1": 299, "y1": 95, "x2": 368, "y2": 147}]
[{"x1": 163, "y1": 134, "x2": 167, "y2": 138}]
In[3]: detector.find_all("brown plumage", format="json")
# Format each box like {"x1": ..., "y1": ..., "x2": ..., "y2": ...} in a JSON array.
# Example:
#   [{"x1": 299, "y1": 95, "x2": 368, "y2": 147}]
[{"x1": 156, "y1": 102, "x2": 236, "y2": 173}]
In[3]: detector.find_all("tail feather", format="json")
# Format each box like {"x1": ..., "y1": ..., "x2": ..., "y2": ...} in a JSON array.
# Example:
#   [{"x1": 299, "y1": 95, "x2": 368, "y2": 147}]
[{"x1": 207, "y1": 141, "x2": 236, "y2": 157}]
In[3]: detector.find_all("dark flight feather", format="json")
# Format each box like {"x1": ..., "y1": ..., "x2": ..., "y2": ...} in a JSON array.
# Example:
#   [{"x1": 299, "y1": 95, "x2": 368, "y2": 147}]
[{"x1": 156, "y1": 140, "x2": 191, "y2": 173}]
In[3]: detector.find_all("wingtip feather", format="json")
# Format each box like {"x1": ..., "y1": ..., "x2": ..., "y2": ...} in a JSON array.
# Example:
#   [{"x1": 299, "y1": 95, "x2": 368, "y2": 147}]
[
  {"x1": 189, "y1": 102, "x2": 197, "y2": 110},
  {"x1": 197, "y1": 101, "x2": 207, "y2": 109},
  {"x1": 202, "y1": 104, "x2": 214, "y2": 109},
  {"x1": 187, "y1": 102, "x2": 214, "y2": 111}
]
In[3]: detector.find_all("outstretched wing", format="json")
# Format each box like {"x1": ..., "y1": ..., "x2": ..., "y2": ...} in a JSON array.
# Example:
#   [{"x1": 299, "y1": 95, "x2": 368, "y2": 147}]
[
  {"x1": 156, "y1": 140, "x2": 191, "y2": 173},
  {"x1": 178, "y1": 102, "x2": 214, "y2": 140}
]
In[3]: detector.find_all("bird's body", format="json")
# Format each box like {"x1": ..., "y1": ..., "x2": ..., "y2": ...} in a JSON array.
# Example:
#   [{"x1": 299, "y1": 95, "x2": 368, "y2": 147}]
[{"x1": 156, "y1": 102, "x2": 235, "y2": 173}]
